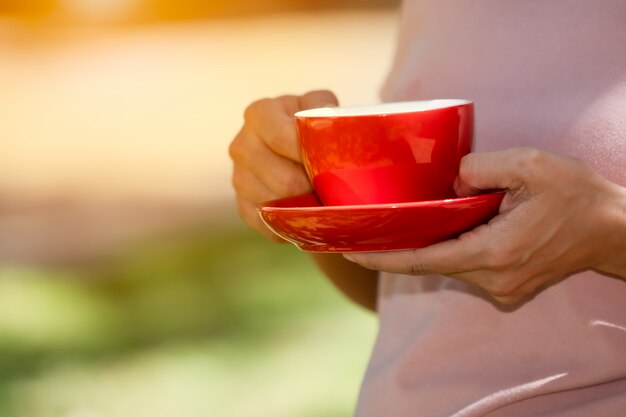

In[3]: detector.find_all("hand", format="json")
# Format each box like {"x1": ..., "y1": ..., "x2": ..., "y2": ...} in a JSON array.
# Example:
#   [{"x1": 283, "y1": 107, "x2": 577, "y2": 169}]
[
  {"x1": 344, "y1": 148, "x2": 626, "y2": 304},
  {"x1": 229, "y1": 90, "x2": 339, "y2": 241}
]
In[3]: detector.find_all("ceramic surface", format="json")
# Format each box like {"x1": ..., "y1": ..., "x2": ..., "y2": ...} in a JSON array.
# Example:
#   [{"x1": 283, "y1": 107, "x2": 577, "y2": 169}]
[
  {"x1": 258, "y1": 191, "x2": 504, "y2": 253},
  {"x1": 295, "y1": 100, "x2": 474, "y2": 206}
]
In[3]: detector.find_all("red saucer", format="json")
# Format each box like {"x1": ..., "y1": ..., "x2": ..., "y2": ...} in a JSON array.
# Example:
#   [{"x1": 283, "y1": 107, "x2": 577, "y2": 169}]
[{"x1": 258, "y1": 191, "x2": 504, "y2": 253}]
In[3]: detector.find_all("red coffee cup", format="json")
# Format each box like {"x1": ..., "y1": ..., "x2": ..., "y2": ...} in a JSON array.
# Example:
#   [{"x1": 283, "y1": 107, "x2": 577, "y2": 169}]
[{"x1": 294, "y1": 99, "x2": 474, "y2": 206}]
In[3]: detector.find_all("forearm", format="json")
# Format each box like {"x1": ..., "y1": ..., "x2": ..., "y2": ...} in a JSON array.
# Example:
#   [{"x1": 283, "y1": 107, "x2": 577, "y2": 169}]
[
  {"x1": 593, "y1": 182, "x2": 626, "y2": 279},
  {"x1": 310, "y1": 253, "x2": 379, "y2": 312}
]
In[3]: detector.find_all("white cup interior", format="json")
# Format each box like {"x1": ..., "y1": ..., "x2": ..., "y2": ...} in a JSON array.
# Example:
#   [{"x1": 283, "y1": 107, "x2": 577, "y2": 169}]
[{"x1": 295, "y1": 99, "x2": 471, "y2": 118}]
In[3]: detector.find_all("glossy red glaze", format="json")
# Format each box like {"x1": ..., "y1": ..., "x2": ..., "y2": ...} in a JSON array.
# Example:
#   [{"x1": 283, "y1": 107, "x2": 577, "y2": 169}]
[
  {"x1": 295, "y1": 100, "x2": 474, "y2": 206},
  {"x1": 258, "y1": 191, "x2": 504, "y2": 253}
]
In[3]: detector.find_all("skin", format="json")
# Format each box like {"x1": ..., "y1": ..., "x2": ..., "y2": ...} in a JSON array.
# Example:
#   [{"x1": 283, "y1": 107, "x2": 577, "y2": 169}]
[
  {"x1": 229, "y1": 90, "x2": 378, "y2": 312},
  {"x1": 345, "y1": 148, "x2": 626, "y2": 305},
  {"x1": 230, "y1": 90, "x2": 626, "y2": 308}
]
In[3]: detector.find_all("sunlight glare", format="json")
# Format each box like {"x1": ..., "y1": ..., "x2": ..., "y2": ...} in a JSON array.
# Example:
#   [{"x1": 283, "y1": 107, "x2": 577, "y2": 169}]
[{"x1": 60, "y1": 0, "x2": 141, "y2": 22}]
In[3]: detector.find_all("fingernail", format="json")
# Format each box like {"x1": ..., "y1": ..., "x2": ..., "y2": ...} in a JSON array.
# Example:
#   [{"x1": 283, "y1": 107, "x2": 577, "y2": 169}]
[{"x1": 343, "y1": 254, "x2": 355, "y2": 262}]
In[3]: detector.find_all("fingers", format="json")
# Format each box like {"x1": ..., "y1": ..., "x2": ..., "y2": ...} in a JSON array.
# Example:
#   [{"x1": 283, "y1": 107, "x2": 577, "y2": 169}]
[
  {"x1": 341, "y1": 217, "x2": 552, "y2": 305},
  {"x1": 233, "y1": 165, "x2": 286, "y2": 242},
  {"x1": 298, "y1": 89, "x2": 339, "y2": 110},
  {"x1": 230, "y1": 126, "x2": 312, "y2": 198},
  {"x1": 244, "y1": 96, "x2": 302, "y2": 162},
  {"x1": 344, "y1": 148, "x2": 601, "y2": 306},
  {"x1": 232, "y1": 164, "x2": 279, "y2": 204},
  {"x1": 344, "y1": 225, "x2": 488, "y2": 276},
  {"x1": 486, "y1": 274, "x2": 556, "y2": 305},
  {"x1": 231, "y1": 90, "x2": 338, "y2": 243},
  {"x1": 232, "y1": 165, "x2": 280, "y2": 240},
  {"x1": 236, "y1": 197, "x2": 285, "y2": 243},
  {"x1": 455, "y1": 148, "x2": 546, "y2": 196},
  {"x1": 242, "y1": 90, "x2": 338, "y2": 163},
  {"x1": 345, "y1": 246, "x2": 554, "y2": 305}
]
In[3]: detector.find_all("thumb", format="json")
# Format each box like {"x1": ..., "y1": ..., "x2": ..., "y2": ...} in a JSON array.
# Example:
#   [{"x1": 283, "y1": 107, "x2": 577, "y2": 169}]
[
  {"x1": 298, "y1": 89, "x2": 339, "y2": 111},
  {"x1": 454, "y1": 149, "x2": 529, "y2": 196}
]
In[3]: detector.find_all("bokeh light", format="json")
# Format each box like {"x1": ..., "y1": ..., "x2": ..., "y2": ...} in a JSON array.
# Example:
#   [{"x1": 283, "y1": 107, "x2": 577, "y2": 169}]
[{"x1": 59, "y1": 0, "x2": 142, "y2": 23}]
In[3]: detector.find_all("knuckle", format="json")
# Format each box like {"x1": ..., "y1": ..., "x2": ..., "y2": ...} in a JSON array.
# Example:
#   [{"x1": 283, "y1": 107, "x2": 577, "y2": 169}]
[
  {"x1": 228, "y1": 140, "x2": 241, "y2": 161},
  {"x1": 493, "y1": 294, "x2": 522, "y2": 305},
  {"x1": 408, "y1": 251, "x2": 428, "y2": 276},
  {"x1": 483, "y1": 275, "x2": 518, "y2": 298},
  {"x1": 409, "y1": 263, "x2": 428, "y2": 276},
  {"x1": 307, "y1": 88, "x2": 334, "y2": 96},
  {"x1": 243, "y1": 97, "x2": 271, "y2": 123},
  {"x1": 303, "y1": 89, "x2": 338, "y2": 105},
  {"x1": 228, "y1": 132, "x2": 248, "y2": 163},
  {"x1": 516, "y1": 147, "x2": 545, "y2": 176},
  {"x1": 487, "y1": 285, "x2": 516, "y2": 299},
  {"x1": 568, "y1": 156, "x2": 594, "y2": 180}
]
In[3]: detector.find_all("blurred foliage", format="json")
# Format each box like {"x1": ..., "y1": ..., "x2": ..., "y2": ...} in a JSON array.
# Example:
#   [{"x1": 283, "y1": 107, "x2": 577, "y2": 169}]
[{"x1": 0, "y1": 224, "x2": 375, "y2": 417}]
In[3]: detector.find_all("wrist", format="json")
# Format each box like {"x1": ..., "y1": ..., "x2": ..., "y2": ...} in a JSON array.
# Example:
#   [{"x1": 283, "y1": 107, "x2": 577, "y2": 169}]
[{"x1": 592, "y1": 182, "x2": 626, "y2": 279}]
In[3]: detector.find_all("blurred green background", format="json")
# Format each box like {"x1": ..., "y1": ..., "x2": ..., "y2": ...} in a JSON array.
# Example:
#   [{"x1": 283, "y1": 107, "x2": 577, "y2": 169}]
[
  {"x1": 0, "y1": 0, "x2": 398, "y2": 416},
  {"x1": 0, "y1": 224, "x2": 376, "y2": 417}
]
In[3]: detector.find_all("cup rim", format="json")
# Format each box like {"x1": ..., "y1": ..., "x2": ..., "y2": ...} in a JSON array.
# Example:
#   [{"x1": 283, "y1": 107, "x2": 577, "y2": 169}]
[{"x1": 294, "y1": 99, "x2": 472, "y2": 118}]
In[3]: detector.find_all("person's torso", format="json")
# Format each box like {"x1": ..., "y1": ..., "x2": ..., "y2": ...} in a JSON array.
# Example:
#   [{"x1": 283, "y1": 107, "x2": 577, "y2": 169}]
[{"x1": 357, "y1": 1, "x2": 626, "y2": 416}]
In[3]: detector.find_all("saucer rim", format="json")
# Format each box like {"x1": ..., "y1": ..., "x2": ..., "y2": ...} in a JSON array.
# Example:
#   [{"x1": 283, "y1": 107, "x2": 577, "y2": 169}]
[
  {"x1": 257, "y1": 191, "x2": 505, "y2": 253},
  {"x1": 259, "y1": 190, "x2": 505, "y2": 213}
]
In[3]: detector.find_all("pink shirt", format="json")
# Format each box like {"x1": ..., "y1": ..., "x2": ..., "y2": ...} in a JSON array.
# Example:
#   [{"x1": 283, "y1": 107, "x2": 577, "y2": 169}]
[{"x1": 356, "y1": 2, "x2": 626, "y2": 416}]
